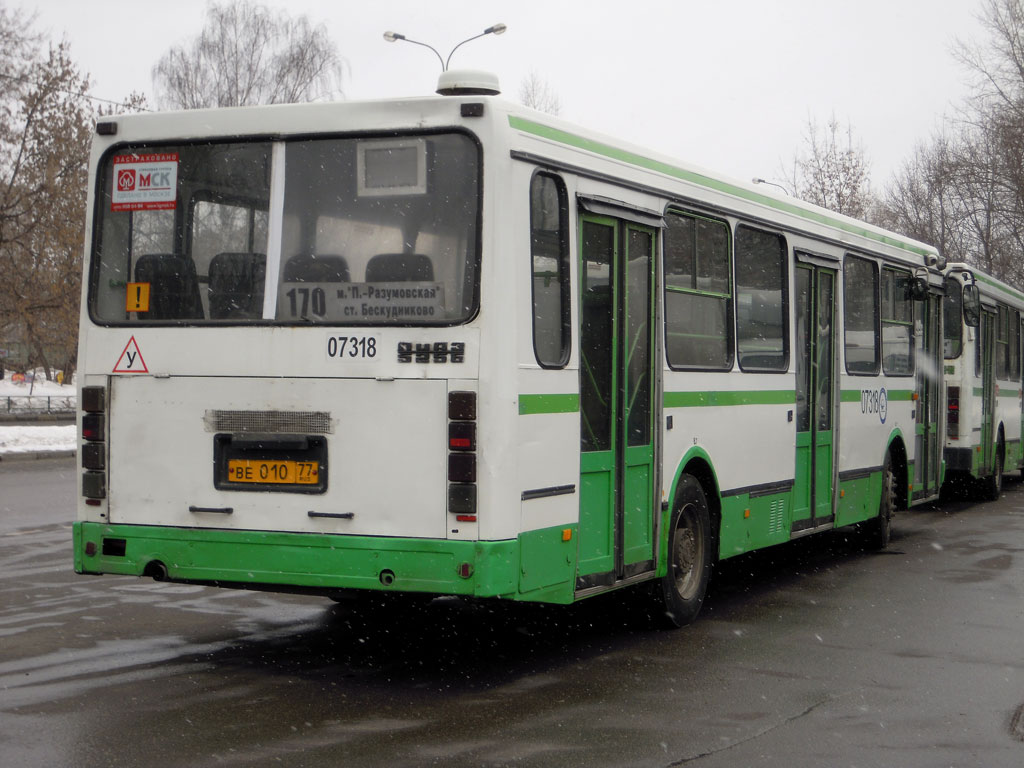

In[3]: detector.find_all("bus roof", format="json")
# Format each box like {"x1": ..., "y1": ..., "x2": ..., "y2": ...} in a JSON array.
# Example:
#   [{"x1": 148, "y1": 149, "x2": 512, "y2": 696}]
[{"x1": 95, "y1": 91, "x2": 942, "y2": 271}]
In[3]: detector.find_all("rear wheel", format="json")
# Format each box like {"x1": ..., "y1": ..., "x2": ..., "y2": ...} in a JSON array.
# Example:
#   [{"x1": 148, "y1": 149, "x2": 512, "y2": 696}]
[
  {"x1": 658, "y1": 475, "x2": 712, "y2": 628},
  {"x1": 865, "y1": 454, "x2": 895, "y2": 549}
]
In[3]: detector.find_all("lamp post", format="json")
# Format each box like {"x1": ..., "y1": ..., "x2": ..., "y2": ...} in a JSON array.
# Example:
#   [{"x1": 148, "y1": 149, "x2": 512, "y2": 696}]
[
  {"x1": 752, "y1": 177, "x2": 790, "y2": 195},
  {"x1": 383, "y1": 24, "x2": 507, "y2": 71}
]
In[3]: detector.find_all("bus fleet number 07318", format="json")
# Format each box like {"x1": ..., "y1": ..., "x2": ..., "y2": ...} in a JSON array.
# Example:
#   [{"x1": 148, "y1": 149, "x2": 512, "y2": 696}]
[{"x1": 326, "y1": 335, "x2": 378, "y2": 360}]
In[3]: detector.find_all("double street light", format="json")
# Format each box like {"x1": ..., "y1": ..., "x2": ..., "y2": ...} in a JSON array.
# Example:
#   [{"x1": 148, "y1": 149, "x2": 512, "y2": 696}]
[{"x1": 383, "y1": 23, "x2": 507, "y2": 71}]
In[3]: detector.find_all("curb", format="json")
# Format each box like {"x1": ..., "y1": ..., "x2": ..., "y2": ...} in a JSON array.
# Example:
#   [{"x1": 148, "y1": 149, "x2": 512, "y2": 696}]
[
  {"x1": 0, "y1": 413, "x2": 75, "y2": 424},
  {"x1": 0, "y1": 450, "x2": 76, "y2": 462}
]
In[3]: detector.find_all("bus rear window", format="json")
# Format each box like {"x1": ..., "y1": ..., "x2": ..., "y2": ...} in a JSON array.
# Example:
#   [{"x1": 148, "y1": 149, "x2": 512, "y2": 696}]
[{"x1": 89, "y1": 133, "x2": 480, "y2": 326}]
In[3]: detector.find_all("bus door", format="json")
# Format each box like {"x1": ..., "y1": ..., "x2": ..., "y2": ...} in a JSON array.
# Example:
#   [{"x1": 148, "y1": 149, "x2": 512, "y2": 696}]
[
  {"x1": 792, "y1": 262, "x2": 836, "y2": 532},
  {"x1": 913, "y1": 291, "x2": 943, "y2": 501},
  {"x1": 577, "y1": 214, "x2": 657, "y2": 589},
  {"x1": 980, "y1": 309, "x2": 997, "y2": 473}
]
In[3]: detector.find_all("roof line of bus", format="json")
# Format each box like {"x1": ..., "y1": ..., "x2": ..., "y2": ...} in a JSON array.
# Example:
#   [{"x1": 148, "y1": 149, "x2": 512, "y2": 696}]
[{"x1": 504, "y1": 111, "x2": 938, "y2": 264}]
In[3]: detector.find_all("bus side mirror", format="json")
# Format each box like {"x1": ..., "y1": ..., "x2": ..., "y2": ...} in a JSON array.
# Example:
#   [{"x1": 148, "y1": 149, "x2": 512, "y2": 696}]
[
  {"x1": 906, "y1": 276, "x2": 929, "y2": 301},
  {"x1": 963, "y1": 284, "x2": 981, "y2": 328}
]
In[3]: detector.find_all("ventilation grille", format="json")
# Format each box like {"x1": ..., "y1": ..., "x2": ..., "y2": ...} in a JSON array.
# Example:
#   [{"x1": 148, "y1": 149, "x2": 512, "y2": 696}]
[
  {"x1": 769, "y1": 499, "x2": 786, "y2": 535},
  {"x1": 205, "y1": 410, "x2": 332, "y2": 434}
]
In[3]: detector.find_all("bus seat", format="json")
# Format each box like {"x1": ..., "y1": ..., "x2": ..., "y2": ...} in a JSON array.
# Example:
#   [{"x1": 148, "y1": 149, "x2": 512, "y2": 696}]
[
  {"x1": 282, "y1": 253, "x2": 350, "y2": 282},
  {"x1": 134, "y1": 253, "x2": 204, "y2": 319},
  {"x1": 208, "y1": 252, "x2": 266, "y2": 319},
  {"x1": 365, "y1": 253, "x2": 434, "y2": 282}
]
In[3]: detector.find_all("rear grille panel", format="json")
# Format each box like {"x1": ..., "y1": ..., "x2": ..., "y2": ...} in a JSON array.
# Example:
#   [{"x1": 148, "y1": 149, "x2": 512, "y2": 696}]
[{"x1": 204, "y1": 410, "x2": 333, "y2": 434}]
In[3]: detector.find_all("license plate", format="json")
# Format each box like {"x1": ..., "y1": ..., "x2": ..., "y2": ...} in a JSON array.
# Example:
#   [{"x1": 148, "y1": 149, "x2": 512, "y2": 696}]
[{"x1": 227, "y1": 459, "x2": 320, "y2": 485}]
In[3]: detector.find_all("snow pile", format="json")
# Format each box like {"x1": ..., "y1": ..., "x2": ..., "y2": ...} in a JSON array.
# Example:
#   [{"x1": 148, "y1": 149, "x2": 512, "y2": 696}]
[
  {"x1": 0, "y1": 424, "x2": 76, "y2": 454},
  {"x1": 0, "y1": 370, "x2": 77, "y2": 456}
]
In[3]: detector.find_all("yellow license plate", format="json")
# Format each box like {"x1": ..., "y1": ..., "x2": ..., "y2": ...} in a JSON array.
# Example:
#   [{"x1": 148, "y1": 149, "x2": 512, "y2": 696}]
[{"x1": 227, "y1": 459, "x2": 320, "y2": 485}]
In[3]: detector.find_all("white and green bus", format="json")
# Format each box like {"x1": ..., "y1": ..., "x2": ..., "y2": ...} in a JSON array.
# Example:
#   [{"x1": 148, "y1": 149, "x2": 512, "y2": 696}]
[
  {"x1": 73, "y1": 71, "x2": 948, "y2": 625},
  {"x1": 942, "y1": 263, "x2": 1024, "y2": 499}
]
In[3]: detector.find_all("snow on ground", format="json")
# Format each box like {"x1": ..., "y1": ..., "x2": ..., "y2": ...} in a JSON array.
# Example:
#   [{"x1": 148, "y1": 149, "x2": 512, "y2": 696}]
[
  {"x1": 0, "y1": 370, "x2": 77, "y2": 456},
  {"x1": 0, "y1": 424, "x2": 76, "y2": 455}
]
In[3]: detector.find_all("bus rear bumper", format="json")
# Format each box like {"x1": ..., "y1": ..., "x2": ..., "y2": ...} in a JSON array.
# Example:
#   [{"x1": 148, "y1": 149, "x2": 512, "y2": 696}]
[{"x1": 73, "y1": 521, "x2": 533, "y2": 600}]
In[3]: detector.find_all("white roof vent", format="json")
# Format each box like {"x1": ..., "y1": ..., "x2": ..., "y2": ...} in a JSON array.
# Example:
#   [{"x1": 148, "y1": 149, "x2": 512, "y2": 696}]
[{"x1": 436, "y1": 69, "x2": 501, "y2": 96}]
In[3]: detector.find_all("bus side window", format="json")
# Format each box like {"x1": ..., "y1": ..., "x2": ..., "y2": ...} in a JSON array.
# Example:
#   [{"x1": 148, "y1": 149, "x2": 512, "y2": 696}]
[
  {"x1": 881, "y1": 267, "x2": 914, "y2": 375},
  {"x1": 735, "y1": 225, "x2": 788, "y2": 372},
  {"x1": 995, "y1": 303, "x2": 1016, "y2": 380},
  {"x1": 529, "y1": 173, "x2": 570, "y2": 368},
  {"x1": 1014, "y1": 311, "x2": 1021, "y2": 381},
  {"x1": 844, "y1": 256, "x2": 879, "y2": 374},
  {"x1": 663, "y1": 210, "x2": 732, "y2": 370}
]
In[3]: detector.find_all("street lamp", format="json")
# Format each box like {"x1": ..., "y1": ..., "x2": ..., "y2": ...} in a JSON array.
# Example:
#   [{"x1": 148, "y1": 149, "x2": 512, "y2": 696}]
[
  {"x1": 752, "y1": 177, "x2": 790, "y2": 195},
  {"x1": 383, "y1": 23, "x2": 507, "y2": 71}
]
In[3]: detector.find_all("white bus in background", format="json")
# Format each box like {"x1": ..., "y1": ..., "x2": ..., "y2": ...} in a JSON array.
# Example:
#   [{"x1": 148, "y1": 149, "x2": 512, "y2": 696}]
[
  {"x1": 74, "y1": 70, "x2": 947, "y2": 626},
  {"x1": 943, "y1": 264, "x2": 1024, "y2": 499}
]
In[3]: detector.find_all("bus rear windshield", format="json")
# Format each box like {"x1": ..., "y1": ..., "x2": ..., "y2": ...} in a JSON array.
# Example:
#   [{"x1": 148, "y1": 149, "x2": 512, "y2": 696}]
[{"x1": 89, "y1": 132, "x2": 480, "y2": 326}]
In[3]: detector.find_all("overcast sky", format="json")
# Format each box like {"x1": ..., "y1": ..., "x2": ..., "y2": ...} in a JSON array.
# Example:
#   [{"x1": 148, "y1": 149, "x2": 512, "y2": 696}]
[{"x1": 27, "y1": 0, "x2": 987, "y2": 191}]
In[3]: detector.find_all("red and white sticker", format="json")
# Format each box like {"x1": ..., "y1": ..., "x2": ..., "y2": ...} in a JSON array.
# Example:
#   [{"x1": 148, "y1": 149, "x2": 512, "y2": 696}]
[
  {"x1": 111, "y1": 153, "x2": 178, "y2": 212},
  {"x1": 113, "y1": 336, "x2": 148, "y2": 373}
]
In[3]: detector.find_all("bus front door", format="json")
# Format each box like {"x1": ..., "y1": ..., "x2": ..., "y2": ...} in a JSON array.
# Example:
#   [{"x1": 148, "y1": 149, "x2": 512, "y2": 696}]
[
  {"x1": 913, "y1": 291, "x2": 943, "y2": 501},
  {"x1": 980, "y1": 309, "x2": 997, "y2": 475},
  {"x1": 792, "y1": 263, "x2": 836, "y2": 533},
  {"x1": 577, "y1": 215, "x2": 656, "y2": 589}
]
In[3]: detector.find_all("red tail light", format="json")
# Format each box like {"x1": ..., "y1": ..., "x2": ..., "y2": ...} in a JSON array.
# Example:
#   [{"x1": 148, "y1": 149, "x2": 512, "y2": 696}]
[{"x1": 448, "y1": 391, "x2": 477, "y2": 520}]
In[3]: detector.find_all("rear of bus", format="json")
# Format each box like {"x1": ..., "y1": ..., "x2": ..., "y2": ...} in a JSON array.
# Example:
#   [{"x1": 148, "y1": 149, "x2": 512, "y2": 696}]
[{"x1": 72, "y1": 99, "x2": 518, "y2": 599}]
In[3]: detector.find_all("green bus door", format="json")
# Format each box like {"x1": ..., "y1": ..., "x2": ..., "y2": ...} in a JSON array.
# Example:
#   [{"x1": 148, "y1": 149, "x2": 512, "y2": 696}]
[
  {"x1": 913, "y1": 292, "x2": 943, "y2": 501},
  {"x1": 577, "y1": 215, "x2": 656, "y2": 589},
  {"x1": 793, "y1": 263, "x2": 836, "y2": 533}
]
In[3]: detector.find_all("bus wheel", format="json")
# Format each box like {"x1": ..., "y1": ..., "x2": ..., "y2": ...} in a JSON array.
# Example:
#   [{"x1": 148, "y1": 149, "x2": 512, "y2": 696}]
[
  {"x1": 659, "y1": 475, "x2": 712, "y2": 628},
  {"x1": 866, "y1": 455, "x2": 895, "y2": 549},
  {"x1": 982, "y1": 442, "x2": 1004, "y2": 501}
]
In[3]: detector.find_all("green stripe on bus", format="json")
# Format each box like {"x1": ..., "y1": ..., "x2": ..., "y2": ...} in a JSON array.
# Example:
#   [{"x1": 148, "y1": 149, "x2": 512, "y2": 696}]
[
  {"x1": 509, "y1": 115, "x2": 933, "y2": 259},
  {"x1": 519, "y1": 393, "x2": 580, "y2": 414},
  {"x1": 663, "y1": 390, "x2": 795, "y2": 408},
  {"x1": 974, "y1": 272, "x2": 1024, "y2": 304},
  {"x1": 840, "y1": 388, "x2": 915, "y2": 403}
]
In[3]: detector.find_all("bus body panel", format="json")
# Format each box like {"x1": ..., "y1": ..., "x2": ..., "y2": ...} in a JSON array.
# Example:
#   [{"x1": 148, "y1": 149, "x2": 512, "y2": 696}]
[
  {"x1": 107, "y1": 374, "x2": 448, "y2": 538},
  {"x1": 74, "y1": 92, "x2": 949, "y2": 612},
  {"x1": 943, "y1": 265, "x2": 1024, "y2": 486}
]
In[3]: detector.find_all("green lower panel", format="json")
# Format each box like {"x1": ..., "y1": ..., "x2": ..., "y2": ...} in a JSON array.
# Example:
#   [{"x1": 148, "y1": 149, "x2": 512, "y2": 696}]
[
  {"x1": 835, "y1": 472, "x2": 881, "y2": 528},
  {"x1": 73, "y1": 522, "x2": 577, "y2": 603},
  {"x1": 718, "y1": 491, "x2": 791, "y2": 558}
]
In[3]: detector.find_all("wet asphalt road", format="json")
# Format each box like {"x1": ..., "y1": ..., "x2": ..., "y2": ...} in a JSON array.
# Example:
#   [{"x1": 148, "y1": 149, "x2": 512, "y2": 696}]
[{"x1": 2, "y1": 457, "x2": 1024, "y2": 767}]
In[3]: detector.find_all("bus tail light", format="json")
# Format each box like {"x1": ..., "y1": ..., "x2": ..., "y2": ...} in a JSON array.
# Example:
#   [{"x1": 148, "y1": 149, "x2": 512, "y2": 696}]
[
  {"x1": 448, "y1": 391, "x2": 477, "y2": 520},
  {"x1": 947, "y1": 386, "x2": 959, "y2": 439},
  {"x1": 80, "y1": 386, "x2": 107, "y2": 504}
]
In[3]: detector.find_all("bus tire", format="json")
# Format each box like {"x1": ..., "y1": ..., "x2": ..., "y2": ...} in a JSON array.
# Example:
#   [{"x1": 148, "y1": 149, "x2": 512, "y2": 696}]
[
  {"x1": 866, "y1": 454, "x2": 895, "y2": 549},
  {"x1": 658, "y1": 475, "x2": 712, "y2": 628},
  {"x1": 982, "y1": 442, "x2": 1004, "y2": 501}
]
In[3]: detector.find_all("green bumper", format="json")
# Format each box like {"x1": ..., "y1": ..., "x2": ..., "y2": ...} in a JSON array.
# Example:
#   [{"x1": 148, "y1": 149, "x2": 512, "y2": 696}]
[{"x1": 73, "y1": 522, "x2": 577, "y2": 603}]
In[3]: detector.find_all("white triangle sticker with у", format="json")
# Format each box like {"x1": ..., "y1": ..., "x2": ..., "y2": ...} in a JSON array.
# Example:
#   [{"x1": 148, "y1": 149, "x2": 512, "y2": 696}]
[{"x1": 113, "y1": 335, "x2": 148, "y2": 373}]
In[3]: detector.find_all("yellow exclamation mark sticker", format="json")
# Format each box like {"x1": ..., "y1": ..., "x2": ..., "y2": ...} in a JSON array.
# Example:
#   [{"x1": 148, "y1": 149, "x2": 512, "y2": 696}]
[{"x1": 126, "y1": 282, "x2": 151, "y2": 313}]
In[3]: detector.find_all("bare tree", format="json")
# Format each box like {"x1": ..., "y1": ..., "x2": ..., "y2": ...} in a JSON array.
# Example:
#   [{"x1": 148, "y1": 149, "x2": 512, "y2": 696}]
[
  {"x1": 0, "y1": 31, "x2": 93, "y2": 380},
  {"x1": 518, "y1": 70, "x2": 561, "y2": 115},
  {"x1": 785, "y1": 114, "x2": 874, "y2": 220},
  {"x1": 152, "y1": 1, "x2": 345, "y2": 109},
  {"x1": 902, "y1": 0, "x2": 1024, "y2": 285},
  {"x1": 0, "y1": 5, "x2": 146, "y2": 380}
]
